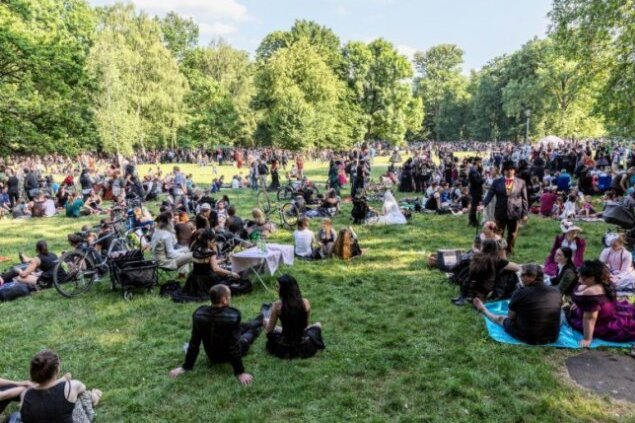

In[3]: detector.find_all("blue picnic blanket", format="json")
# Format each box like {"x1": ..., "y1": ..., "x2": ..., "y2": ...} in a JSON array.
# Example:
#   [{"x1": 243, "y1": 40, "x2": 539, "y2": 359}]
[{"x1": 483, "y1": 300, "x2": 635, "y2": 349}]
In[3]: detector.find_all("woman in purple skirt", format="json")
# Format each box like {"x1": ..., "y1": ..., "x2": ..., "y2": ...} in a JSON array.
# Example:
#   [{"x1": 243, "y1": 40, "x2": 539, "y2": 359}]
[{"x1": 566, "y1": 259, "x2": 635, "y2": 353}]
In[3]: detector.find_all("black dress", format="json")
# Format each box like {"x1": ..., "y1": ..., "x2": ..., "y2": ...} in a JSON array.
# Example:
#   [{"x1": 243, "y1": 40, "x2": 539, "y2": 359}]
[{"x1": 266, "y1": 305, "x2": 325, "y2": 359}]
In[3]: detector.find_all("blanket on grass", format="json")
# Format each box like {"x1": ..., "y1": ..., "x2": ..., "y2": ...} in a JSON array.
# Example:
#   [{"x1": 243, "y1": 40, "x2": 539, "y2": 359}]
[{"x1": 483, "y1": 300, "x2": 635, "y2": 349}]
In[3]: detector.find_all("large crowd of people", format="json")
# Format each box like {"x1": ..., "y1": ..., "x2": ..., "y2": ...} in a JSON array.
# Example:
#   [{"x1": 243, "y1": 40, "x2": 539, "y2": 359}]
[{"x1": 2, "y1": 138, "x2": 635, "y2": 421}]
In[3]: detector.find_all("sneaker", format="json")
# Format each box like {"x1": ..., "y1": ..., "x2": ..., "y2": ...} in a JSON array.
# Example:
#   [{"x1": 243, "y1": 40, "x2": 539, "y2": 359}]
[{"x1": 451, "y1": 296, "x2": 469, "y2": 306}]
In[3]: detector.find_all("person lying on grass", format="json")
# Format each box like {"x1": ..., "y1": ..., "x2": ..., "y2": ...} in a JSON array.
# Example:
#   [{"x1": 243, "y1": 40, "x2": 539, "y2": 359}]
[
  {"x1": 265, "y1": 274, "x2": 325, "y2": 359},
  {"x1": 169, "y1": 285, "x2": 265, "y2": 386},
  {"x1": 19, "y1": 349, "x2": 102, "y2": 423},
  {"x1": 3, "y1": 240, "x2": 66, "y2": 289},
  {"x1": 473, "y1": 264, "x2": 562, "y2": 345}
]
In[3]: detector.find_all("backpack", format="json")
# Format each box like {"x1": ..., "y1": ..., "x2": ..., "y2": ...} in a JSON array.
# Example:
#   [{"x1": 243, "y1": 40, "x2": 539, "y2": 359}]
[{"x1": 258, "y1": 163, "x2": 268, "y2": 175}]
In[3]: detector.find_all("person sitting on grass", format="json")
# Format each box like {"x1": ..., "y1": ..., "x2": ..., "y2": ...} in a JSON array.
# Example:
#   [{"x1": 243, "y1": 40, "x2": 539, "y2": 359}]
[
  {"x1": 452, "y1": 240, "x2": 520, "y2": 306},
  {"x1": 65, "y1": 192, "x2": 84, "y2": 218},
  {"x1": 543, "y1": 220, "x2": 586, "y2": 277},
  {"x1": 472, "y1": 221, "x2": 506, "y2": 255},
  {"x1": 293, "y1": 217, "x2": 317, "y2": 259},
  {"x1": 244, "y1": 208, "x2": 275, "y2": 240},
  {"x1": 317, "y1": 218, "x2": 337, "y2": 258},
  {"x1": 265, "y1": 274, "x2": 325, "y2": 359},
  {"x1": 0, "y1": 378, "x2": 32, "y2": 415},
  {"x1": 82, "y1": 190, "x2": 103, "y2": 215},
  {"x1": 548, "y1": 246, "x2": 578, "y2": 297},
  {"x1": 180, "y1": 229, "x2": 242, "y2": 301},
  {"x1": 151, "y1": 212, "x2": 192, "y2": 278},
  {"x1": 566, "y1": 260, "x2": 635, "y2": 351},
  {"x1": 474, "y1": 263, "x2": 562, "y2": 345},
  {"x1": 19, "y1": 349, "x2": 102, "y2": 423},
  {"x1": 332, "y1": 227, "x2": 362, "y2": 260},
  {"x1": 169, "y1": 285, "x2": 264, "y2": 385},
  {"x1": 599, "y1": 234, "x2": 635, "y2": 295}
]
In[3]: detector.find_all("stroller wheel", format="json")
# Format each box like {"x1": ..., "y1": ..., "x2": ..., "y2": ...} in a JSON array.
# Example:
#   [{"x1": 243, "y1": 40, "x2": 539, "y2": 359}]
[{"x1": 123, "y1": 291, "x2": 133, "y2": 301}]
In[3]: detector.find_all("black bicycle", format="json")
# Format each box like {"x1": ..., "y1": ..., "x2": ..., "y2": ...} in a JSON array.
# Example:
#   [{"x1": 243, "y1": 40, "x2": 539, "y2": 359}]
[
  {"x1": 257, "y1": 190, "x2": 300, "y2": 229},
  {"x1": 276, "y1": 177, "x2": 320, "y2": 202},
  {"x1": 52, "y1": 221, "x2": 132, "y2": 298}
]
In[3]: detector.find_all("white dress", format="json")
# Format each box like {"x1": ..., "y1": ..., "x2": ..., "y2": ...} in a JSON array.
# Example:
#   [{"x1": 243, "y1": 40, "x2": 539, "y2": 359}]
[{"x1": 368, "y1": 192, "x2": 407, "y2": 225}]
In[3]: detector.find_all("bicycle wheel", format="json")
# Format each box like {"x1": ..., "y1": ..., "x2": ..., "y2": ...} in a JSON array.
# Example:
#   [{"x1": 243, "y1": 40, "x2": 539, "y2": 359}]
[
  {"x1": 107, "y1": 236, "x2": 130, "y2": 257},
  {"x1": 280, "y1": 202, "x2": 299, "y2": 229},
  {"x1": 257, "y1": 190, "x2": 271, "y2": 213},
  {"x1": 53, "y1": 251, "x2": 96, "y2": 298},
  {"x1": 277, "y1": 186, "x2": 294, "y2": 202}
]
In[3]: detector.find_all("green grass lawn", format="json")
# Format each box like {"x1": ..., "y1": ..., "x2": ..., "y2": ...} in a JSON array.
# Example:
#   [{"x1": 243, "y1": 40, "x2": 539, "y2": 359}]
[{"x1": 1, "y1": 159, "x2": 634, "y2": 422}]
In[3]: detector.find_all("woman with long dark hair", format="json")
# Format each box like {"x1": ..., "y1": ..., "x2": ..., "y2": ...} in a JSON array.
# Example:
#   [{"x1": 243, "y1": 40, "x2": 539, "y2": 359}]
[
  {"x1": 453, "y1": 240, "x2": 520, "y2": 305},
  {"x1": 180, "y1": 229, "x2": 242, "y2": 301},
  {"x1": 566, "y1": 259, "x2": 635, "y2": 348},
  {"x1": 549, "y1": 246, "x2": 577, "y2": 296},
  {"x1": 265, "y1": 274, "x2": 325, "y2": 359}
]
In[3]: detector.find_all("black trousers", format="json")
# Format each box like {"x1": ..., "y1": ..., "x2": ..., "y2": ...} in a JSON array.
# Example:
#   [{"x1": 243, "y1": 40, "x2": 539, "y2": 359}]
[
  {"x1": 469, "y1": 193, "x2": 482, "y2": 226},
  {"x1": 8, "y1": 192, "x2": 19, "y2": 208},
  {"x1": 238, "y1": 317, "x2": 263, "y2": 354},
  {"x1": 495, "y1": 219, "x2": 520, "y2": 254}
]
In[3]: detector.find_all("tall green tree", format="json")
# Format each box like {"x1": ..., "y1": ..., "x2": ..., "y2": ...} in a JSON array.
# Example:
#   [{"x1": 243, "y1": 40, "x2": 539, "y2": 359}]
[
  {"x1": 0, "y1": 0, "x2": 98, "y2": 155},
  {"x1": 254, "y1": 40, "x2": 346, "y2": 150},
  {"x1": 550, "y1": 0, "x2": 635, "y2": 135},
  {"x1": 180, "y1": 40, "x2": 256, "y2": 147},
  {"x1": 88, "y1": 3, "x2": 188, "y2": 155},
  {"x1": 413, "y1": 44, "x2": 465, "y2": 140},
  {"x1": 342, "y1": 39, "x2": 422, "y2": 144},
  {"x1": 158, "y1": 11, "x2": 199, "y2": 61}
]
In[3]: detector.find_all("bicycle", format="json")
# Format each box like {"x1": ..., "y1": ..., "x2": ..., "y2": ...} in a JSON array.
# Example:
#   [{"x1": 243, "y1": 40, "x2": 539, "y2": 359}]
[
  {"x1": 276, "y1": 177, "x2": 320, "y2": 202},
  {"x1": 52, "y1": 219, "x2": 134, "y2": 298},
  {"x1": 257, "y1": 190, "x2": 300, "y2": 229}
]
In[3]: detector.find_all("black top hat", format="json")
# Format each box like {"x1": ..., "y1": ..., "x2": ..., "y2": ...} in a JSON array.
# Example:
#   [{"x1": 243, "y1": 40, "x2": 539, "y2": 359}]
[{"x1": 502, "y1": 160, "x2": 517, "y2": 171}]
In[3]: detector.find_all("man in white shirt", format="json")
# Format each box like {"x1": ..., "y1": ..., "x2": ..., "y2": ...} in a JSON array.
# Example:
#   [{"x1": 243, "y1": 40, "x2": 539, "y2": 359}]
[{"x1": 293, "y1": 217, "x2": 316, "y2": 259}]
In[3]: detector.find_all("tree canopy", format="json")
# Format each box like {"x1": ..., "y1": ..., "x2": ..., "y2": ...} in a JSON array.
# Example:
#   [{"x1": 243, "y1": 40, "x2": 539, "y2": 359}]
[{"x1": 0, "y1": 1, "x2": 630, "y2": 155}]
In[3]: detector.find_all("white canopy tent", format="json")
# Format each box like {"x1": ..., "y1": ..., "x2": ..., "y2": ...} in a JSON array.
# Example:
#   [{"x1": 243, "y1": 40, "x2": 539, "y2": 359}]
[{"x1": 535, "y1": 135, "x2": 565, "y2": 148}]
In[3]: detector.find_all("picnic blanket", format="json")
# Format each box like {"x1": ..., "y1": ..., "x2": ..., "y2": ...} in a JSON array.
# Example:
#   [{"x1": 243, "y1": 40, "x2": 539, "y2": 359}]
[{"x1": 483, "y1": 300, "x2": 635, "y2": 349}]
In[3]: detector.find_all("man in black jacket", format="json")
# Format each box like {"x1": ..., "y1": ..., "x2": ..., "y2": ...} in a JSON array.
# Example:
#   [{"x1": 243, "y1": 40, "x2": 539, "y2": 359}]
[
  {"x1": 169, "y1": 285, "x2": 264, "y2": 385},
  {"x1": 483, "y1": 160, "x2": 528, "y2": 255},
  {"x1": 468, "y1": 157, "x2": 483, "y2": 227},
  {"x1": 24, "y1": 169, "x2": 39, "y2": 201}
]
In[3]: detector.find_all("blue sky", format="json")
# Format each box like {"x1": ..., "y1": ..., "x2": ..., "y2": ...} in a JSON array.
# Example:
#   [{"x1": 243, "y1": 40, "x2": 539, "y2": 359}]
[{"x1": 89, "y1": 0, "x2": 553, "y2": 72}]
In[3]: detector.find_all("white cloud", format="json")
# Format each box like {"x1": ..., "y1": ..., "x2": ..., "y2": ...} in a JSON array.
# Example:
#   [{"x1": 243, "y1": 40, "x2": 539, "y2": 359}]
[
  {"x1": 199, "y1": 22, "x2": 238, "y2": 36},
  {"x1": 130, "y1": 0, "x2": 248, "y2": 21},
  {"x1": 397, "y1": 44, "x2": 418, "y2": 61},
  {"x1": 90, "y1": 0, "x2": 249, "y2": 41}
]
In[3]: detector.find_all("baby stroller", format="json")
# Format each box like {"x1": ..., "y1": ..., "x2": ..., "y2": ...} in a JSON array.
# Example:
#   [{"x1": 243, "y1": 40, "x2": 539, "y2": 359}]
[
  {"x1": 108, "y1": 249, "x2": 158, "y2": 300},
  {"x1": 602, "y1": 201, "x2": 635, "y2": 229}
]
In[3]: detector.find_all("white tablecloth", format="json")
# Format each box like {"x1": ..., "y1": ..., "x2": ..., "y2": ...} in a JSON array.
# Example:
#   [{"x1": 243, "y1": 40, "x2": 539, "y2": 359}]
[
  {"x1": 264, "y1": 243, "x2": 294, "y2": 266},
  {"x1": 230, "y1": 244, "x2": 294, "y2": 275}
]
